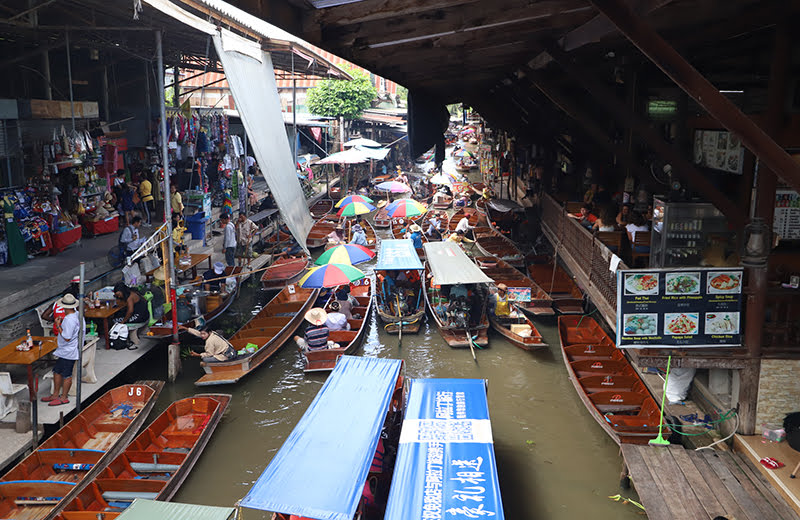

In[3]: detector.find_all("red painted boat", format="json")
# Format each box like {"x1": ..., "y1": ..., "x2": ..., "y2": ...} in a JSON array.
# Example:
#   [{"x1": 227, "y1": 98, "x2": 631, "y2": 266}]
[
  {"x1": 476, "y1": 256, "x2": 553, "y2": 316},
  {"x1": 527, "y1": 255, "x2": 585, "y2": 314},
  {"x1": 309, "y1": 198, "x2": 334, "y2": 219},
  {"x1": 260, "y1": 256, "x2": 310, "y2": 290},
  {"x1": 558, "y1": 316, "x2": 661, "y2": 445}
]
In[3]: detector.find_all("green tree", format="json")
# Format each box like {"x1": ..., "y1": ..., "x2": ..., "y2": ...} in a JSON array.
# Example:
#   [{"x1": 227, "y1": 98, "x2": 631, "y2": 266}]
[
  {"x1": 396, "y1": 84, "x2": 408, "y2": 102},
  {"x1": 306, "y1": 67, "x2": 377, "y2": 119}
]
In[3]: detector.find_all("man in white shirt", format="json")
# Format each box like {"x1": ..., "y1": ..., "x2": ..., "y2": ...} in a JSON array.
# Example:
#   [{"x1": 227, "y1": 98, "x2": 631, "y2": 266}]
[
  {"x1": 41, "y1": 294, "x2": 84, "y2": 406},
  {"x1": 426, "y1": 215, "x2": 443, "y2": 240},
  {"x1": 236, "y1": 213, "x2": 259, "y2": 264},
  {"x1": 220, "y1": 213, "x2": 237, "y2": 266},
  {"x1": 119, "y1": 216, "x2": 144, "y2": 253},
  {"x1": 455, "y1": 215, "x2": 474, "y2": 239},
  {"x1": 324, "y1": 301, "x2": 351, "y2": 331}
]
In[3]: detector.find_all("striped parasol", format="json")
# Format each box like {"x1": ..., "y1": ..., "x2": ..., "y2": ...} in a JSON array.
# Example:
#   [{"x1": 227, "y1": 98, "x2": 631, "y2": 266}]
[
  {"x1": 337, "y1": 201, "x2": 376, "y2": 216},
  {"x1": 335, "y1": 194, "x2": 374, "y2": 208},
  {"x1": 375, "y1": 181, "x2": 412, "y2": 193},
  {"x1": 385, "y1": 199, "x2": 427, "y2": 218},
  {"x1": 299, "y1": 263, "x2": 365, "y2": 288},
  {"x1": 314, "y1": 244, "x2": 375, "y2": 266}
]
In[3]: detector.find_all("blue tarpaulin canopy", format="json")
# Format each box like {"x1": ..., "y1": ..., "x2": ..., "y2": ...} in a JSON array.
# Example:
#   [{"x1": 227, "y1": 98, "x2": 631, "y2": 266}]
[
  {"x1": 240, "y1": 356, "x2": 402, "y2": 520},
  {"x1": 376, "y1": 239, "x2": 424, "y2": 271},
  {"x1": 384, "y1": 379, "x2": 505, "y2": 520}
]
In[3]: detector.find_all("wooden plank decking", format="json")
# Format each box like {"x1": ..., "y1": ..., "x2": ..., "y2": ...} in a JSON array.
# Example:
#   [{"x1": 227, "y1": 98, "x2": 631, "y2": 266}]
[{"x1": 621, "y1": 444, "x2": 800, "y2": 520}]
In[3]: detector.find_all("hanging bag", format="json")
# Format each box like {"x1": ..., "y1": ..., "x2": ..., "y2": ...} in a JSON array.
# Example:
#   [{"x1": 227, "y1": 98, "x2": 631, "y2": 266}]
[{"x1": 109, "y1": 322, "x2": 129, "y2": 350}]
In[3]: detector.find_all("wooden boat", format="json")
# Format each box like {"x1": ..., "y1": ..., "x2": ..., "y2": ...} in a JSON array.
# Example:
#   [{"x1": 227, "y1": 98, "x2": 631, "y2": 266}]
[
  {"x1": 375, "y1": 240, "x2": 425, "y2": 335},
  {"x1": 470, "y1": 182, "x2": 486, "y2": 196},
  {"x1": 527, "y1": 255, "x2": 585, "y2": 314},
  {"x1": 475, "y1": 230, "x2": 525, "y2": 268},
  {"x1": 260, "y1": 256, "x2": 310, "y2": 290},
  {"x1": 448, "y1": 207, "x2": 489, "y2": 234},
  {"x1": 373, "y1": 205, "x2": 392, "y2": 228},
  {"x1": 475, "y1": 197, "x2": 486, "y2": 214},
  {"x1": 0, "y1": 381, "x2": 164, "y2": 520},
  {"x1": 558, "y1": 316, "x2": 661, "y2": 445},
  {"x1": 265, "y1": 227, "x2": 292, "y2": 245},
  {"x1": 309, "y1": 198, "x2": 333, "y2": 219},
  {"x1": 305, "y1": 216, "x2": 338, "y2": 249},
  {"x1": 476, "y1": 256, "x2": 554, "y2": 315},
  {"x1": 423, "y1": 265, "x2": 489, "y2": 348},
  {"x1": 418, "y1": 210, "x2": 448, "y2": 242},
  {"x1": 148, "y1": 266, "x2": 243, "y2": 338},
  {"x1": 489, "y1": 313, "x2": 546, "y2": 351},
  {"x1": 53, "y1": 394, "x2": 230, "y2": 520},
  {"x1": 341, "y1": 218, "x2": 378, "y2": 251},
  {"x1": 300, "y1": 280, "x2": 373, "y2": 372},
  {"x1": 195, "y1": 285, "x2": 319, "y2": 385},
  {"x1": 390, "y1": 219, "x2": 426, "y2": 260}
]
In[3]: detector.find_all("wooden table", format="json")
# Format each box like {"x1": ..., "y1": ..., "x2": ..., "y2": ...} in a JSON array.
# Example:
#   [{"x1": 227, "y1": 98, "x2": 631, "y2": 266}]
[
  {"x1": 0, "y1": 336, "x2": 58, "y2": 446},
  {"x1": 146, "y1": 253, "x2": 212, "y2": 281},
  {"x1": 85, "y1": 303, "x2": 124, "y2": 349}
]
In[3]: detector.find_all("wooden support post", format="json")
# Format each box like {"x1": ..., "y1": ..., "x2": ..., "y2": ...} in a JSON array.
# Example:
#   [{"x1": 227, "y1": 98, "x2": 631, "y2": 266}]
[
  {"x1": 737, "y1": 359, "x2": 761, "y2": 434},
  {"x1": 586, "y1": 0, "x2": 800, "y2": 196},
  {"x1": 538, "y1": 47, "x2": 741, "y2": 225}
]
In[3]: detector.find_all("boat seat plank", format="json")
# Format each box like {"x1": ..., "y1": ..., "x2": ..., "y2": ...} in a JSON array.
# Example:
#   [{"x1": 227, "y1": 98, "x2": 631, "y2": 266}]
[{"x1": 578, "y1": 375, "x2": 640, "y2": 393}]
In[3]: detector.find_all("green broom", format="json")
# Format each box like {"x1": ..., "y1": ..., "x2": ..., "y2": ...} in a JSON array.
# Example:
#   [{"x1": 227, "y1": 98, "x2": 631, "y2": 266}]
[{"x1": 649, "y1": 354, "x2": 672, "y2": 446}]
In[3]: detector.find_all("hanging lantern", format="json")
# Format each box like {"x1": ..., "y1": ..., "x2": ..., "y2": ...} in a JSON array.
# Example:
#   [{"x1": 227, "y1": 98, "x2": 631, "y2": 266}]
[{"x1": 741, "y1": 217, "x2": 770, "y2": 267}]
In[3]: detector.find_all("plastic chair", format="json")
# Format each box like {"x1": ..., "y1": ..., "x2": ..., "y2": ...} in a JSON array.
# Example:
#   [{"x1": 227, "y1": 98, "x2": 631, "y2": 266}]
[{"x1": 0, "y1": 372, "x2": 26, "y2": 419}]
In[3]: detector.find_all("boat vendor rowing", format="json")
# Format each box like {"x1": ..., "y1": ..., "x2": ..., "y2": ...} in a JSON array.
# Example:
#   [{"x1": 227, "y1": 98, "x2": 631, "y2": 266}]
[
  {"x1": 423, "y1": 241, "x2": 492, "y2": 349},
  {"x1": 488, "y1": 284, "x2": 547, "y2": 351},
  {"x1": 375, "y1": 239, "x2": 425, "y2": 335},
  {"x1": 239, "y1": 356, "x2": 404, "y2": 520},
  {"x1": 384, "y1": 378, "x2": 505, "y2": 520},
  {"x1": 476, "y1": 256, "x2": 554, "y2": 316}
]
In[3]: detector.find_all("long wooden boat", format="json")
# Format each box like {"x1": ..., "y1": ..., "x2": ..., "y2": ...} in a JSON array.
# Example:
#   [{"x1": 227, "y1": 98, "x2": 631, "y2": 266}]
[
  {"x1": 148, "y1": 266, "x2": 243, "y2": 338},
  {"x1": 418, "y1": 210, "x2": 448, "y2": 242},
  {"x1": 309, "y1": 198, "x2": 333, "y2": 219},
  {"x1": 373, "y1": 205, "x2": 393, "y2": 228},
  {"x1": 305, "y1": 216, "x2": 339, "y2": 249},
  {"x1": 489, "y1": 312, "x2": 546, "y2": 350},
  {"x1": 423, "y1": 264, "x2": 489, "y2": 348},
  {"x1": 243, "y1": 356, "x2": 404, "y2": 520},
  {"x1": 447, "y1": 207, "x2": 489, "y2": 234},
  {"x1": 300, "y1": 280, "x2": 373, "y2": 372},
  {"x1": 260, "y1": 256, "x2": 310, "y2": 290},
  {"x1": 342, "y1": 218, "x2": 378, "y2": 251},
  {"x1": 195, "y1": 285, "x2": 319, "y2": 385},
  {"x1": 527, "y1": 255, "x2": 585, "y2": 314},
  {"x1": 0, "y1": 381, "x2": 164, "y2": 520},
  {"x1": 470, "y1": 182, "x2": 486, "y2": 196},
  {"x1": 265, "y1": 225, "x2": 292, "y2": 245},
  {"x1": 53, "y1": 394, "x2": 230, "y2": 520},
  {"x1": 374, "y1": 240, "x2": 426, "y2": 335},
  {"x1": 475, "y1": 229, "x2": 525, "y2": 268},
  {"x1": 476, "y1": 255, "x2": 554, "y2": 315},
  {"x1": 475, "y1": 197, "x2": 486, "y2": 214},
  {"x1": 558, "y1": 316, "x2": 661, "y2": 445},
  {"x1": 431, "y1": 193, "x2": 452, "y2": 209}
]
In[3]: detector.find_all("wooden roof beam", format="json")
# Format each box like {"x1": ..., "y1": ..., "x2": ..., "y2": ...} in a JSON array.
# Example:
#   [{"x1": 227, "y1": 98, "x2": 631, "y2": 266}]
[
  {"x1": 587, "y1": 0, "x2": 800, "y2": 207},
  {"x1": 309, "y1": 0, "x2": 480, "y2": 27},
  {"x1": 316, "y1": 0, "x2": 589, "y2": 49},
  {"x1": 541, "y1": 42, "x2": 743, "y2": 226}
]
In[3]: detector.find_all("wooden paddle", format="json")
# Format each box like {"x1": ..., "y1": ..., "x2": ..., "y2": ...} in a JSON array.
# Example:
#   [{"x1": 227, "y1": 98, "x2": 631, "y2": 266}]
[
  {"x1": 396, "y1": 293, "x2": 403, "y2": 346},
  {"x1": 467, "y1": 330, "x2": 477, "y2": 361}
]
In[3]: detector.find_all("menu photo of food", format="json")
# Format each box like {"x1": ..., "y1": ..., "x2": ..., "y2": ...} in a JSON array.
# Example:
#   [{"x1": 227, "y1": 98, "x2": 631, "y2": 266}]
[
  {"x1": 624, "y1": 273, "x2": 659, "y2": 295},
  {"x1": 665, "y1": 272, "x2": 700, "y2": 295},
  {"x1": 706, "y1": 271, "x2": 742, "y2": 294},
  {"x1": 623, "y1": 314, "x2": 658, "y2": 337},
  {"x1": 705, "y1": 312, "x2": 740, "y2": 335},
  {"x1": 664, "y1": 313, "x2": 699, "y2": 336}
]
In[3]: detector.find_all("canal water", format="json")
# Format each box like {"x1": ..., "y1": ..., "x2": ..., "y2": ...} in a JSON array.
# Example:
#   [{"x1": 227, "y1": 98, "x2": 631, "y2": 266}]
[{"x1": 135, "y1": 254, "x2": 642, "y2": 519}]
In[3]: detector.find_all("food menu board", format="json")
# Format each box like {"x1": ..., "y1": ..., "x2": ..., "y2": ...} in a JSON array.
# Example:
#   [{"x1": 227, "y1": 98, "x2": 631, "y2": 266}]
[
  {"x1": 693, "y1": 129, "x2": 744, "y2": 174},
  {"x1": 774, "y1": 189, "x2": 800, "y2": 240},
  {"x1": 616, "y1": 268, "x2": 743, "y2": 348}
]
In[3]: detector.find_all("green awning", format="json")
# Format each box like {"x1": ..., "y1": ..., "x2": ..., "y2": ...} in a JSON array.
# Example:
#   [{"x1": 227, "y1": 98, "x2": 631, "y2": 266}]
[{"x1": 116, "y1": 500, "x2": 235, "y2": 520}]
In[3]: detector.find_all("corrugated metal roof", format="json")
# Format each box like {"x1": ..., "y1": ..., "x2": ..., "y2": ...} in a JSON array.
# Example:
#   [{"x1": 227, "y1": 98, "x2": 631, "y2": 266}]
[{"x1": 423, "y1": 242, "x2": 493, "y2": 286}]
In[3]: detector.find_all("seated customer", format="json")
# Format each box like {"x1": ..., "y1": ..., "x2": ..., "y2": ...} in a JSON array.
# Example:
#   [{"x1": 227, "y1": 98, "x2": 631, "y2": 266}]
[
  {"x1": 294, "y1": 308, "x2": 337, "y2": 351},
  {"x1": 626, "y1": 211, "x2": 650, "y2": 252},
  {"x1": 573, "y1": 204, "x2": 597, "y2": 229},
  {"x1": 325, "y1": 301, "x2": 351, "y2": 331},
  {"x1": 202, "y1": 262, "x2": 226, "y2": 291}
]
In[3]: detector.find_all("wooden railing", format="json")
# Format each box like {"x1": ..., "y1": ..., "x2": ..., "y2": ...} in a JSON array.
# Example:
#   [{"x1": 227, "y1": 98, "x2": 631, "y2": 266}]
[{"x1": 540, "y1": 194, "x2": 628, "y2": 332}]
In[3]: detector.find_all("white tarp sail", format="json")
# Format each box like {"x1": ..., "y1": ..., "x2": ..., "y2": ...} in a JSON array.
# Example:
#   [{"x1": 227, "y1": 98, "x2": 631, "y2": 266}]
[{"x1": 212, "y1": 33, "x2": 312, "y2": 251}]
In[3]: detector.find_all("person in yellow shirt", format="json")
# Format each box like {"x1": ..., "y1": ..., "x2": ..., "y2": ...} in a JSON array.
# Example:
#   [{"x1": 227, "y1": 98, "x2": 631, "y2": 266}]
[
  {"x1": 492, "y1": 283, "x2": 511, "y2": 318},
  {"x1": 446, "y1": 229, "x2": 474, "y2": 245},
  {"x1": 170, "y1": 184, "x2": 184, "y2": 227},
  {"x1": 137, "y1": 173, "x2": 154, "y2": 225}
]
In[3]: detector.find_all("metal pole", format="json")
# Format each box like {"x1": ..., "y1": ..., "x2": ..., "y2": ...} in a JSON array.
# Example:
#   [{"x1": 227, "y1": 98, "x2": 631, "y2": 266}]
[
  {"x1": 156, "y1": 30, "x2": 181, "y2": 381},
  {"x1": 101, "y1": 66, "x2": 110, "y2": 122},
  {"x1": 65, "y1": 29, "x2": 75, "y2": 132},
  {"x1": 76, "y1": 263, "x2": 84, "y2": 412},
  {"x1": 291, "y1": 46, "x2": 297, "y2": 168},
  {"x1": 41, "y1": 50, "x2": 51, "y2": 100}
]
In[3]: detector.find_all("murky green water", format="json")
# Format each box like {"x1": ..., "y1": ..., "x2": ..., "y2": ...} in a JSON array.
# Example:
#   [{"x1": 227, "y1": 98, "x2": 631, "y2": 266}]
[{"x1": 130, "y1": 154, "x2": 642, "y2": 520}]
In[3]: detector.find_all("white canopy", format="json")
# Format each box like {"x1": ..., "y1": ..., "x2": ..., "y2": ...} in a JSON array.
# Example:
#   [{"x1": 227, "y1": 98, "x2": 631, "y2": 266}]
[{"x1": 423, "y1": 242, "x2": 493, "y2": 286}]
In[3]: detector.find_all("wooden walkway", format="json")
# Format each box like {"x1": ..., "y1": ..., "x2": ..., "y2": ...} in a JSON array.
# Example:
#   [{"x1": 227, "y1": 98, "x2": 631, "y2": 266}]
[{"x1": 621, "y1": 444, "x2": 800, "y2": 520}]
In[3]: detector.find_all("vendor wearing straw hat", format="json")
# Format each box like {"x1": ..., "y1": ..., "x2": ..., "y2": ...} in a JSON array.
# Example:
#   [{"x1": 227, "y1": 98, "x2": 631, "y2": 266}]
[
  {"x1": 294, "y1": 308, "x2": 339, "y2": 351},
  {"x1": 408, "y1": 223, "x2": 423, "y2": 248},
  {"x1": 491, "y1": 283, "x2": 512, "y2": 318},
  {"x1": 41, "y1": 294, "x2": 85, "y2": 406}
]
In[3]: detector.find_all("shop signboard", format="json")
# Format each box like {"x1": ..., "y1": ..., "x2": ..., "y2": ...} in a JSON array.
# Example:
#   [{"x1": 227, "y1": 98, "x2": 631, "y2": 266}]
[
  {"x1": 774, "y1": 189, "x2": 800, "y2": 240},
  {"x1": 616, "y1": 267, "x2": 743, "y2": 348},
  {"x1": 692, "y1": 129, "x2": 744, "y2": 174},
  {"x1": 506, "y1": 287, "x2": 531, "y2": 302}
]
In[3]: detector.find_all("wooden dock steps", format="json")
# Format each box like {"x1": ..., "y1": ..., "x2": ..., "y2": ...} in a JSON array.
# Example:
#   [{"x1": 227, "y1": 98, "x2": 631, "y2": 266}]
[{"x1": 621, "y1": 444, "x2": 800, "y2": 520}]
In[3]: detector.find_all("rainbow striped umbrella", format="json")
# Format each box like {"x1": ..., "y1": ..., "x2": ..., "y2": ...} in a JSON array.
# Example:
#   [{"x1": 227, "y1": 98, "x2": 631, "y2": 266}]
[
  {"x1": 376, "y1": 181, "x2": 412, "y2": 193},
  {"x1": 335, "y1": 194, "x2": 374, "y2": 208},
  {"x1": 337, "y1": 201, "x2": 376, "y2": 216},
  {"x1": 386, "y1": 199, "x2": 427, "y2": 218},
  {"x1": 314, "y1": 244, "x2": 375, "y2": 266},
  {"x1": 299, "y1": 263, "x2": 365, "y2": 288}
]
